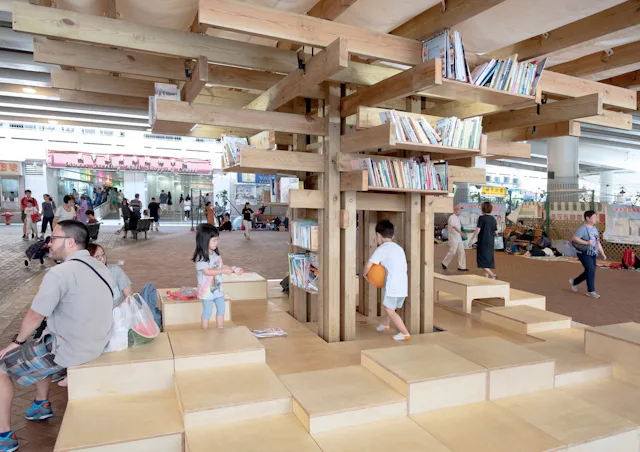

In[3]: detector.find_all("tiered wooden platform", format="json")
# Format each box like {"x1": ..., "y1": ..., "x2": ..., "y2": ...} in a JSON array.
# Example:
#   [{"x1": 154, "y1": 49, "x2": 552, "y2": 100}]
[
  {"x1": 158, "y1": 288, "x2": 232, "y2": 331},
  {"x1": 222, "y1": 272, "x2": 268, "y2": 301},
  {"x1": 481, "y1": 305, "x2": 572, "y2": 335},
  {"x1": 435, "y1": 274, "x2": 510, "y2": 314},
  {"x1": 585, "y1": 322, "x2": 640, "y2": 387}
]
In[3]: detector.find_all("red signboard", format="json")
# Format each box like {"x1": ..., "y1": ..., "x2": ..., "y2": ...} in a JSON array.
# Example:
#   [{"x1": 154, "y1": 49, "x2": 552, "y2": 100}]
[
  {"x1": 47, "y1": 151, "x2": 212, "y2": 175},
  {"x1": 0, "y1": 161, "x2": 20, "y2": 175}
]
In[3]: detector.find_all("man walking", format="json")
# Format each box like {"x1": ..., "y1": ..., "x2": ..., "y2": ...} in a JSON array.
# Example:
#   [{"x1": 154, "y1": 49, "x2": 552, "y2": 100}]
[
  {"x1": 0, "y1": 220, "x2": 113, "y2": 452},
  {"x1": 20, "y1": 190, "x2": 38, "y2": 239},
  {"x1": 441, "y1": 205, "x2": 468, "y2": 271},
  {"x1": 159, "y1": 190, "x2": 168, "y2": 211}
]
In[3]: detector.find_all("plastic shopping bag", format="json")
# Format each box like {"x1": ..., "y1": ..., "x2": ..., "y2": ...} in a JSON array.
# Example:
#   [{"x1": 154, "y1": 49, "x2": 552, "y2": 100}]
[
  {"x1": 126, "y1": 294, "x2": 161, "y2": 347},
  {"x1": 104, "y1": 301, "x2": 133, "y2": 353}
]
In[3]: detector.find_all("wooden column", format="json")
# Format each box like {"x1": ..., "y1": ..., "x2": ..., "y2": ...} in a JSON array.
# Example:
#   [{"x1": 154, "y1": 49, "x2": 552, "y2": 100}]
[
  {"x1": 363, "y1": 211, "x2": 378, "y2": 318},
  {"x1": 340, "y1": 190, "x2": 357, "y2": 341},
  {"x1": 421, "y1": 196, "x2": 435, "y2": 332},
  {"x1": 404, "y1": 193, "x2": 421, "y2": 334},
  {"x1": 357, "y1": 210, "x2": 365, "y2": 314},
  {"x1": 322, "y1": 82, "x2": 341, "y2": 342}
]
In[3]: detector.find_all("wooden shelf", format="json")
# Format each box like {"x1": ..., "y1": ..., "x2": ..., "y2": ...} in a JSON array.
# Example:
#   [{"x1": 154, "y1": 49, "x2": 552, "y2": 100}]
[
  {"x1": 291, "y1": 243, "x2": 319, "y2": 252},
  {"x1": 292, "y1": 285, "x2": 318, "y2": 295},
  {"x1": 223, "y1": 148, "x2": 324, "y2": 175},
  {"x1": 367, "y1": 186, "x2": 448, "y2": 195},
  {"x1": 424, "y1": 78, "x2": 537, "y2": 107},
  {"x1": 263, "y1": 190, "x2": 288, "y2": 207}
]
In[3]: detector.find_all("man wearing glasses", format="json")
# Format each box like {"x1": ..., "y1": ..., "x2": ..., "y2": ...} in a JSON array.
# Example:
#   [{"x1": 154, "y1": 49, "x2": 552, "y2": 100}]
[{"x1": 0, "y1": 220, "x2": 114, "y2": 452}]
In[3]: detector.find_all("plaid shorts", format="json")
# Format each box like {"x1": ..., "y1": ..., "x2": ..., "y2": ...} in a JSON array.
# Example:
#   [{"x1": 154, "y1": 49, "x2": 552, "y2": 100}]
[{"x1": 0, "y1": 335, "x2": 64, "y2": 387}]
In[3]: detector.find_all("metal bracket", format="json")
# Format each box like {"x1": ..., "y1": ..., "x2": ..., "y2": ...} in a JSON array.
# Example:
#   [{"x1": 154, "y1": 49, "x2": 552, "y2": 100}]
[
  {"x1": 603, "y1": 48, "x2": 614, "y2": 58},
  {"x1": 297, "y1": 49, "x2": 306, "y2": 73},
  {"x1": 536, "y1": 95, "x2": 547, "y2": 115},
  {"x1": 542, "y1": 32, "x2": 549, "y2": 40}
]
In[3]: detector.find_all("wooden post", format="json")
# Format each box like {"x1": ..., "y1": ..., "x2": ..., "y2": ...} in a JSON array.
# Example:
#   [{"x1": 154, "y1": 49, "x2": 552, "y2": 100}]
[
  {"x1": 404, "y1": 193, "x2": 421, "y2": 334},
  {"x1": 322, "y1": 81, "x2": 341, "y2": 342},
  {"x1": 357, "y1": 210, "x2": 364, "y2": 314},
  {"x1": 340, "y1": 190, "x2": 357, "y2": 341},
  {"x1": 421, "y1": 196, "x2": 435, "y2": 333},
  {"x1": 363, "y1": 211, "x2": 378, "y2": 318}
]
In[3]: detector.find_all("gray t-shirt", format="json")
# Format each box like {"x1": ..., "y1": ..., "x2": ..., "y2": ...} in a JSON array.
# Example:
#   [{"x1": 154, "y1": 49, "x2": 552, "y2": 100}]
[
  {"x1": 42, "y1": 201, "x2": 56, "y2": 218},
  {"x1": 130, "y1": 199, "x2": 142, "y2": 214},
  {"x1": 108, "y1": 264, "x2": 132, "y2": 308},
  {"x1": 575, "y1": 224, "x2": 599, "y2": 256},
  {"x1": 195, "y1": 253, "x2": 224, "y2": 300},
  {"x1": 32, "y1": 250, "x2": 114, "y2": 368}
]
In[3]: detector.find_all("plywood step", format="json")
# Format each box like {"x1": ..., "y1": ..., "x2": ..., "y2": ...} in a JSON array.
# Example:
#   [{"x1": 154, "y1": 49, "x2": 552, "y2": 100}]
[
  {"x1": 438, "y1": 337, "x2": 555, "y2": 399},
  {"x1": 54, "y1": 390, "x2": 183, "y2": 452},
  {"x1": 524, "y1": 341, "x2": 612, "y2": 387},
  {"x1": 168, "y1": 326, "x2": 265, "y2": 371},
  {"x1": 313, "y1": 417, "x2": 452, "y2": 452},
  {"x1": 280, "y1": 365, "x2": 406, "y2": 434},
  {"x1": 481, "y1": 288, "x2": 546, "y2": 310},
  {"x1": 561, "y1": 378, "x2": 640, "y2": 425},
  {"x1": 222, "y1": 272, "x2": 268, "y2": 300},
  {"x1": 163, "y1": 320, "x2": 235, "y2": 332},
  {"x1": 361, "y1": 344, "x2": 487, "y2": 414},
  {"x1": 175, "y1": 363, "x2": 291, "y2": 430},
  {"x1": 529, "y1": 327, "x2": 586, "y2": 353},
  {"x1": 480, "y1": 306, "x2": 571, "y2": 335},
  {"x1": 412, "y1": 402, "x2": 565, "y2": 452},
  {"x1": 495, "y1": 388, "x2": 640, "y2": 451},
  {"x1": 161, "y1": 293, "x2": 232, "y2": 328},
  {"x1": 585, "y1": 322, "x2": 640, "y2": 387},
  {"x1": 67, "y1": 332, "x2": 174, "y2": 401}
]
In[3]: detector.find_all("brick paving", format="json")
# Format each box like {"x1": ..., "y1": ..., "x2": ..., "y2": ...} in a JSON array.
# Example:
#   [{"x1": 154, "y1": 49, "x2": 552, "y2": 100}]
[{"x1": 0, "y1": 226, "x2": 638, "y2": 450}]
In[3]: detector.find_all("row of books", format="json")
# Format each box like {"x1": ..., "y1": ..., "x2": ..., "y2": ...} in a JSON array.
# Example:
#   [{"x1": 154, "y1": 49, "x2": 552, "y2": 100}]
[
  {"x1": 269, "y1": 176, "x2": 299, "y2": 203},
  {"x1": 351, "y1": 157, "x2": 448, "y2": 192},
  {"x1": 288, "y1": 252, "x2": 319, "y2": 292},
  {"x1": 380, "y1": 110, "x2": 482, "y2": 150},
  {"x1": 291, "y1": 220, "x2": 319, "y2": 251},
  {"x1": 222, "y1": 135, "x2": 247, "y2": 167},
  {"x1": 470, "y1": 56, "x2": 546, "y2": 95},
  {"x1": 422, "y1": 29, "x2": 470, "y2": 82}
]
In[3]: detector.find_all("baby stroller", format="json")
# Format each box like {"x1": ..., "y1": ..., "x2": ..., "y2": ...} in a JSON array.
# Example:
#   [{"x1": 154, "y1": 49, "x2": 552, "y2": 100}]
[{"x1": 24, "y1": 236, "x2": 50, "y2": 266}]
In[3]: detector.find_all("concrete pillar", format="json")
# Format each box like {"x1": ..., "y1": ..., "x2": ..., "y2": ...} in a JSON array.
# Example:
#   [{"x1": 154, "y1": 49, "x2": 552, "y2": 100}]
[
  {"x1": 599, "y1": 170, "x2": 616, "y2": 202},
  {"x1": 546, "y1": 136, "x2": 579, "y2": 202},
  {"x1": 123, "y1": 172, "x2": 147, "y2": 207}
]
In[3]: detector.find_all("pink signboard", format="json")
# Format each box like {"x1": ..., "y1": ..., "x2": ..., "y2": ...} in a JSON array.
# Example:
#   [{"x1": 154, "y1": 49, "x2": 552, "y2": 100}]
[{"x1": 47, "y1": 151, "x2": 212, "y2": 174}]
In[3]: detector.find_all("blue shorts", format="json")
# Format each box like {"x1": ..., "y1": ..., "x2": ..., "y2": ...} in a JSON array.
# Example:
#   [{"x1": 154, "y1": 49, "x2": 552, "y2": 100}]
[{"x1": 202, "y1": 296, "x2": 225, "y2": 319}]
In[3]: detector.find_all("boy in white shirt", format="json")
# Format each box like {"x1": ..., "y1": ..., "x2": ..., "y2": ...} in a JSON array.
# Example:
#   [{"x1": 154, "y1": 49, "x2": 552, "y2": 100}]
[{"x1": 363, "y1": 220, "x2": 410, "y2": 341}]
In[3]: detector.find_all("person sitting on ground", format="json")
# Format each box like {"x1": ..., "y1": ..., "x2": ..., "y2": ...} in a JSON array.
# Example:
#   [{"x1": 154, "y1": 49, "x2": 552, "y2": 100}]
[
  {"x1": 86, "y1": 210, "x2": 98, "y2": 224},
  {"x1": 219, "y1": 213, "x2": 232, "y2": 231},
  {"x1": 0, "y1": 221, "x2": 113, "y2": 452},
  {"x1": 273, "y1": 216, "x2": 282, "y2": 230}
]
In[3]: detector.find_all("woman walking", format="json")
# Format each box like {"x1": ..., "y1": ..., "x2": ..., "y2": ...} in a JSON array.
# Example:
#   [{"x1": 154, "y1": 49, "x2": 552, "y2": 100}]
[
  {"x1": 470, "y1": 201, "x2": 499, "y2": 279},
  {"x1": 120, "y1": 198, "x2": 131, "y2": 239},
  {"x1": 184, "y1": 195, "x2": 192, "y2": 221},
  {"x1": 78, "y1": 195, "x2": 89, "y2": 224},
  {"x1": 570, "y1": 210, "x2": 606, "y2": 299},
  {"x1": 40, "y1": 194, "x2": 56, "y2": 239},
  {"x1": 53, "y1": 195, "x2": 76, "y2": 228},
  {"x1": 205, "y1": 201, "x2": 215, "y2": 225},
  {"x1": 167, "y1": 191, "x2": 173, "y2": 213}
]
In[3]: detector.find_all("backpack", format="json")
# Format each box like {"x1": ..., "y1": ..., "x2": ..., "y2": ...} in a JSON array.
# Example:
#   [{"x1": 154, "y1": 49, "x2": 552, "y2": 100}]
[{"x1": 622, "y1": 249, "x2": 637, "y2": 269}]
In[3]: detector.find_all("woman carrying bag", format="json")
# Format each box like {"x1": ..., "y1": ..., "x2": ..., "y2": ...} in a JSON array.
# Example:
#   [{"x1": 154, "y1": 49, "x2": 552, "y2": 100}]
[{"x1": 570, "y1": 210, "x2": 606, "y2": 299}]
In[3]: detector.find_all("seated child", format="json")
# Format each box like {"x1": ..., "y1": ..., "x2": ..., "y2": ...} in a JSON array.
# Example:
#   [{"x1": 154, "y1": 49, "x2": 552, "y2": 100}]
[
  {"x1": 141, "y1": 209, "x2": 151, "y2": 220},
  {"x1": 219, "y1": 213, "x2": 232, "y2": 231},
  {"x1": 86, "y1": 209, "x2": 98, "y2": 224}
]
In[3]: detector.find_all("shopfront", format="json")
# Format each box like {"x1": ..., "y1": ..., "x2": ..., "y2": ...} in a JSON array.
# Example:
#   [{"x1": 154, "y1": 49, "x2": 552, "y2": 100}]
[{"x1": 0, "y1": 160, "x2": 22, "y2": 212}]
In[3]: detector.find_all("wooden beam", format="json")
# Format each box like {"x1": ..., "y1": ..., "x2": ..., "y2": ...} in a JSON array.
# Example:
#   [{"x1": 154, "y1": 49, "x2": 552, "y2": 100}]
[
  {"x1": 421, "y1": 196, "x2": 435, "y2": 333},
  {"x1": 340, "y1": 170, "x2": 368, "y2": 191},
  {"x1": 191, "y1": 125, "x2": 293, "y2": 145},
  {"x1": 198, "y1": 0, "x2": 422, "y2": 65},
  {"x1": 356, "y1": 192, "x2": 406, "y2": 212},
  {"x1": 289, "y1": 189, "x2": 325, "y2": 209},
  {"x1": 58, "y1": 89, "x2": 149, "y2": 110},
  {"x1": 307, "y1": 0, "x2": 358, "y2": 20},
  {"x1": 33, "y1": 37, "x2": 188, "y2": 81},
  {"x1": 50, "y1": 68, "x2": 156, "y2": 98},
  {"x1": 341, "y1": 59, "x2": 441, "y2": 118},
  {"x1": 540, "y1": 71, "x2": 637, "y2": 111},
  {"x1": 13, "y1": 2, "x2": 298, "y2": 74},
  {"x1": 153, "y1": 99, "x2": 327, "y2": 136},
  {"x1": 340, "y1": 190, "x2": 357, "y2": 341},
  {"x1": 488, "y1": 121, "x2": 581, "y2": 142},
  {"x1": 234, "y1": 148, "x2": 325, "y2": 173},
  {"x1": 248, "y1": 130, "x2": 275, "y2": 150},
  {"x1": 482, "y1": 93, "x2": 602, "y2": 133},
  {"x1": 449, "y1": 166, "x2": 486, "y2": 184},
  {"x1": 355, "y1": 106, "x2": 442, "y2": 130},
  {"x1": 422, "y1": 98, "x2": 534, "y2": 119},
  {"x1": 485, "y1": 140, "x2": 531, "y2": 160},
  {"x1": 391, "y1": 0, "x2": 506, "y2": 40},
  {"x1": 341, "y1": 122, "x2": 392, "y2": 153},
  {"x1": 576, "y1": 110, "x2": 633, "y2": 131},
  {"x1": 549, "y1": 41, "x2": 640, "y2": 81},
  {"x1": 489, "y1": 1, "x2": 640, "y2": 61},
  {"x1": 246, "y1": 38, "x2": 348, "y2": 111},
  {"x1": 182, "y1": 56, "x2": 209, "y2": 103},
  {"x1": 600, "y1": 70, "x2": 640, "y2": 90}
]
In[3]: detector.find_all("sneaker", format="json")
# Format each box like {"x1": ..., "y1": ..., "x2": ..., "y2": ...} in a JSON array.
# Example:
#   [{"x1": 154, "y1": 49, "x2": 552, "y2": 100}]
[
  {"x1": 586, "y1": 291, "x2": 601, "y2": 299},
  {"x1": 569, "y1": 279, "x2": 578, "y2": 292},
  {"x1": 441, "y1": 263, "x2": 447, "y2": 270},
  {"x1": 376, "y1": 324, "x2": 389, "y2": 332},
  {"x1": 457, "y1": 268, "x2": 469, "y2": 272},
  {"x1": 25, "y1": 400, "x2": 53, "y2": 421},
  {"x1": 393, "y1": 332, "x2": 410, "y2": 341},
  {"x1": 0, "y1": 431, "x2": 18, "y2": 452}
]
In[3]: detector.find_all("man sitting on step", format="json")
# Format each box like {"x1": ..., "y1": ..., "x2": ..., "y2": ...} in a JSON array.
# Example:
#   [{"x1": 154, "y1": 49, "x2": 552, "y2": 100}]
[{"x1": 0, "y1": 220, "x2": 114, "y2": 452}]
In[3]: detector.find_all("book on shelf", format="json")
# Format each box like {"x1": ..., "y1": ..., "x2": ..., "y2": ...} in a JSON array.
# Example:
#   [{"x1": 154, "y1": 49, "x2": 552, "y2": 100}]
[
  {"x1": 269, "y1": 176, "x2": 299, "y2": 204},
  {"x1": 380, "y1": 110, "x2": 482, "y2": 150},
  {"x1": 470, "y1": 56, "x2": 547, "y2": 95},
  {"x1": 288, "y1": 252, "x2": 319, "y2": 292},
  {"x1": 422, "y1": 29, "x2": 471, "y2": 82},
  {"x1": 221, "y1": 135, "x2": 248, "y2": 167},
  {"x1": 291, "y1": 220, "x2": 319, "y2": 250},
  {"x1": 351, "y1": 156, "x2": 448, "y2": 192}
]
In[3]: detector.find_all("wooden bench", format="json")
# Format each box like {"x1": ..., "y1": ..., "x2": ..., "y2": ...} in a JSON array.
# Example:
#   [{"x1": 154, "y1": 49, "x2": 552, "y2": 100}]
[
  {"x1": 435, "y1": 274, "x2": 510, "y2": 314},
  {"x1": 157, "y1": 287, "x2": 231, "y2": 330},
  {"x1": 132, "y1": 218, "x2": 151, "y2": 240}
]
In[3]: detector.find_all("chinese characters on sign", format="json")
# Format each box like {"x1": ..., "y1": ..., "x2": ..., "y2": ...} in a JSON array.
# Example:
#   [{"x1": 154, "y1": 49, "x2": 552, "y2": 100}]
[
  {"x1": 605, "y1": 204, "x2": 640, "y2": 246},
  {"x1": 481, "y1": 186, "x2": 507, "y2": 197},
  {"x1": 0, "y1": 161, "x2": 20, "y2": 175}
]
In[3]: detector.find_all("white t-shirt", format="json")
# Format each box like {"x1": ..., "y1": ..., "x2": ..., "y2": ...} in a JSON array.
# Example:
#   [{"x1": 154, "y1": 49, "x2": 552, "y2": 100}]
[
  {"x1": 55, "y1": 205, "x2": 76, "y2": 221},
  {"x1": 369, "y1": 241, "x2": 408, "y2": 297},
  {"x1": 448, "y1": 214, "x2": 463, "y2": 241}
]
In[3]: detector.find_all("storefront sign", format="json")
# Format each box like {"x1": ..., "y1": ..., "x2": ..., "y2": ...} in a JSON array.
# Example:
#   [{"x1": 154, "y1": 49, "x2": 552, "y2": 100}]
[
  {"x1": 0, "y1": 161, "x2": 20, "y2": 175},
  {"x1": 47, "y1": 151, "x2": 212, "y2": 174},
  {"x1": 549, "y1": 202, "x2": 605, "y2": 223},
  {"x1": 481, "y1": 186, "x2": 507, "y2": 197},
  {"x1": 237, "y1": 173, "x2": 275, "y2": 184},
  {"x1": 604, "y1": 204, "x2": 640, "y2": 245}
]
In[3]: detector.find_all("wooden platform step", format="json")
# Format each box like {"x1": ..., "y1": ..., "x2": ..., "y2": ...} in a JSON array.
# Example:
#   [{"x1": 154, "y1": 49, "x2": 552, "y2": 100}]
[
  {"x1": 175, "y1": 363, "x2": 291, "y2": 430},
  {"x1": 222, "y1": 272, "x2": 268, "y2": 300},
  {"x1": 480, "y1": 288, "x2": 546, "y2": 310},
  {"x1": 54, "y1": 390, "x2": 183, "y2": 452},
  {"x1": 67, "y1": 332, "x2": 174, "y2": 401},
  {"x1": 585, "y1": 322, "x2": 640, "y2": 387},
  {"x1": 561, "y1": 378, "x2": 640, "y2": 425},
  {"x1": 361, "y1": 344, "x2": 487, "y2": 414},
  {"x1": 186, "y1": 414, "x2": 321, "y2": 452},
  {"x1": 480, "y1": 306, "x2": 571, "y2": 335},
  {"x1": 435, "y1": 274, "x2": 510, "y2": 314},
  {"x1": 168, "y1": 326, "x2": 265, "y2": 371},
  {"x1": 495, "y1": 388, "x2": 640, "y2": 451},
  {"x1": 412, "y1": 402, "x2": 565, "y2": 452},
  {"x1": 280, "y1": 365, "x2": 406, "y2": 434},
  {"x1": 437, "y1": 337, "x2": 555, "y2": 399},
  {"x1": 163, "y1": 320, "x2": 236, "y2": 332},
  {"x1": 530, "y1": 327, "x2": 586, "y2": 353},
  {"x1": 524, "y1": 341, "x2": 612, "y2": 387},
  {"x1": 157, "y1": 288, "x2": 232, "y2": 328},
  {"x1": 313, "y1": 417, "x2": 452, "y2": 452}
]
